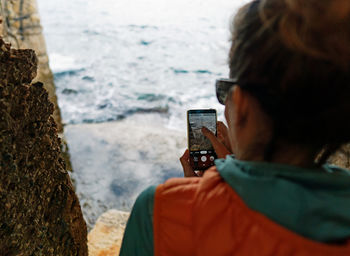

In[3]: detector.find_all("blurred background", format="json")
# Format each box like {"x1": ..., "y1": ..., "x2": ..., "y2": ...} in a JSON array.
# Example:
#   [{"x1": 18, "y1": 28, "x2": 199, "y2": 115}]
[{"x1": 36, "y1": 0, "x2": 248, "y2": 228}]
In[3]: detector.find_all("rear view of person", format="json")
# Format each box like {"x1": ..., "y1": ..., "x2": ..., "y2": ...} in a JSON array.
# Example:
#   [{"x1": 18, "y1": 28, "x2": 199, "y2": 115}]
[{"x1": 120, "y1": 0, "x2": 350, "y2": 255}]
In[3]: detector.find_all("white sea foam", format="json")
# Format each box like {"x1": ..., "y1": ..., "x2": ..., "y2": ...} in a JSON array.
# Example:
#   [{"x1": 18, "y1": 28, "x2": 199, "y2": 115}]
[{"x1": 48, "y1": 53, "x2": 78, "y2": 73}]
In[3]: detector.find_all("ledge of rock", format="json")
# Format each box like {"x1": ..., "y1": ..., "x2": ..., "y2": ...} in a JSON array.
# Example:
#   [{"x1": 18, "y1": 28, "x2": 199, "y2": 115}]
[
  {"x1": 0, "y1": 38, "x2": 87, "y2": 255},
  {"x1": 88, "y1": 210, "x2": 130, "y2": 256}
]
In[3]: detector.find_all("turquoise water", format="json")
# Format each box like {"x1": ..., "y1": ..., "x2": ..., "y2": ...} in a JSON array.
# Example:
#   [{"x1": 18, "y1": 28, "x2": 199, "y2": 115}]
[{"x1": 38, "y1": 0, "x2": 247, "y2": 227}]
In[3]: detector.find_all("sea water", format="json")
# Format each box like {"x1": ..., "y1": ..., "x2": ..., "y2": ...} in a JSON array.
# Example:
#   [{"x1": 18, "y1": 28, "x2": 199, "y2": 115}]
[{"x1": 38, "y1": 0, "x2": 248, "y2": 228}]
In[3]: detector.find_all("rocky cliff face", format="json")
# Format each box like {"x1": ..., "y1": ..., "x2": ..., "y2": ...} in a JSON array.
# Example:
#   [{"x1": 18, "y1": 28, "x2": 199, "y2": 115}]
[
  {"x1": 0, "y1": 38, "x2": 87, "y2": 255},
  {"x1": 0, "y1": 0, "x2": 73, "y2": 172},
  {"x1": 0, "y1": 0, "x2": 62, "y2": 132}
]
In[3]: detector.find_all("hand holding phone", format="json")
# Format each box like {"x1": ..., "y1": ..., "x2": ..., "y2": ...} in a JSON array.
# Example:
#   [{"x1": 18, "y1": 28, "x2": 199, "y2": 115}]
[
  {"x1": 181, "y1": 111, "x2": 233, "y2": 177},
  {"x1": 187, "y1": 109, "x2": 217, "y2": 170}
]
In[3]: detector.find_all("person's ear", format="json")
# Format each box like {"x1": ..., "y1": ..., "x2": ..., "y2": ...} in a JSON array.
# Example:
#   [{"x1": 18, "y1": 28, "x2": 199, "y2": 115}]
[{"x1": 231, "y1": 86, "x2": 249, "y2": 126}]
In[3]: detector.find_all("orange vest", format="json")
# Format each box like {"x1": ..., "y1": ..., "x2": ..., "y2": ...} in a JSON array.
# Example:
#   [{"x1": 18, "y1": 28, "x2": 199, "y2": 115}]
[{"x1": 153, "y1": 167, "x2": 350, "y2": 256}]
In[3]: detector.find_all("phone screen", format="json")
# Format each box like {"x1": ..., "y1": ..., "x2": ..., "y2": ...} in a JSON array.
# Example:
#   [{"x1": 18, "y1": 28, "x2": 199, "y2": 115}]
[{"x1": 187, "y1": 109, "x2": 217, "y2": 170}]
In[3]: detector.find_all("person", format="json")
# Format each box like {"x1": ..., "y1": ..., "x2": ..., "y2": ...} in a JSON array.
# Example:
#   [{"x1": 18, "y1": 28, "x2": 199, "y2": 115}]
[{"x1": 120, "y1": 0, "x2": 350, "y2": 255}]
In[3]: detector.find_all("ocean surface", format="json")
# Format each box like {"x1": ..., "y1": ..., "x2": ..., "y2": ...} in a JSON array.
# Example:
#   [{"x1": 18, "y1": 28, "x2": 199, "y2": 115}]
[{"x1": 37, "y1": 0, "x2": 248, "y2": 228}]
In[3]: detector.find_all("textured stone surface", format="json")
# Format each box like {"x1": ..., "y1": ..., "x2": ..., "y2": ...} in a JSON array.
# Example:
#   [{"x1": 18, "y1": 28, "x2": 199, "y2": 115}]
[
  {"x1": 0, "y1": 0, "x2": 73, "y2": 173},
  {"x1": 88, "y1": 210, "x2": 130, "y2": 256},
  {"x1": 0, "y1": 38, "x2": 87, "y2": 255},
  {"x1": 0, "y1": 0, "x2": 62, "y2": 132}
]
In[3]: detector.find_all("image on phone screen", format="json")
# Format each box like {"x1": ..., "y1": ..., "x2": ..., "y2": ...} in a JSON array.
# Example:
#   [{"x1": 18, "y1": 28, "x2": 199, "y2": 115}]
[{"x1": 187, "y1": 109, "x2": 217, "y2": 170}]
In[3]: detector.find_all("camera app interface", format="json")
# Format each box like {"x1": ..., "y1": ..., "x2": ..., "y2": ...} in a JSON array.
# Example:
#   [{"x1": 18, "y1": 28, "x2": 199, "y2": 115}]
[{"x1": 188, "y1": 111, "x2": 217, "y2": 170}]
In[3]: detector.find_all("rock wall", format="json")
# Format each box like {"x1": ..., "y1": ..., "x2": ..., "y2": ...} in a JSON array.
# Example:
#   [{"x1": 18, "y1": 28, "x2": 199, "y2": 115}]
[
  {"x1": 0, "y1": 0, "x2": 74, "y2": 172},
  {"x1": 0, "y1": 39, "x2": 87, "y2": 255},
  {"x1": 0, "y1": 0, "x2": 62, "y2": 132}
]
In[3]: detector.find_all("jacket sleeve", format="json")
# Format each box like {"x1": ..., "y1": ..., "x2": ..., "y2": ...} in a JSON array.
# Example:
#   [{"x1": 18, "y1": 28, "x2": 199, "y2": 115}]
[{"x1": 119, "y1": 186, "x2": 156, "y2": 256}]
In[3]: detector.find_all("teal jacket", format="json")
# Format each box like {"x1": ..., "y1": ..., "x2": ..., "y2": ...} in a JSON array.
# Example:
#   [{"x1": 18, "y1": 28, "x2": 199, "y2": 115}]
[{"x1": 120, "y1": 156, "x2": 350, "y2": 255}]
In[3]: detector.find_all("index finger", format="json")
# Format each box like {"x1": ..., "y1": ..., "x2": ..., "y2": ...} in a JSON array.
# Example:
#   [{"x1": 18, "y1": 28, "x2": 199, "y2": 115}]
[{"x1": 201, "y1": 127, "x2": 231, "y2": 158}]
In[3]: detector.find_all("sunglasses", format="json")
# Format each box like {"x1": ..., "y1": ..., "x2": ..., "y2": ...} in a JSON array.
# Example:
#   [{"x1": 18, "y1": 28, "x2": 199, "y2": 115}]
[{"x1": 215, "y1": 78, "x2": 238, "y2": 105}]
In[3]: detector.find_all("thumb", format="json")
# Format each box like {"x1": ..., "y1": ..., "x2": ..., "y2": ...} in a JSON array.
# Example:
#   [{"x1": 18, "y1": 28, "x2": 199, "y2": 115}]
[{"x1": 180, "y1": 149, "x2": 197, "y2": 177}]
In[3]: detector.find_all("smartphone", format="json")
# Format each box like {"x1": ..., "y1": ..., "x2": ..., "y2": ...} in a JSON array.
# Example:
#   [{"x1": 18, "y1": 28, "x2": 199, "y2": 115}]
[{"x1": 187, "y1": 109, "x2": 217, "y2": 170}]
